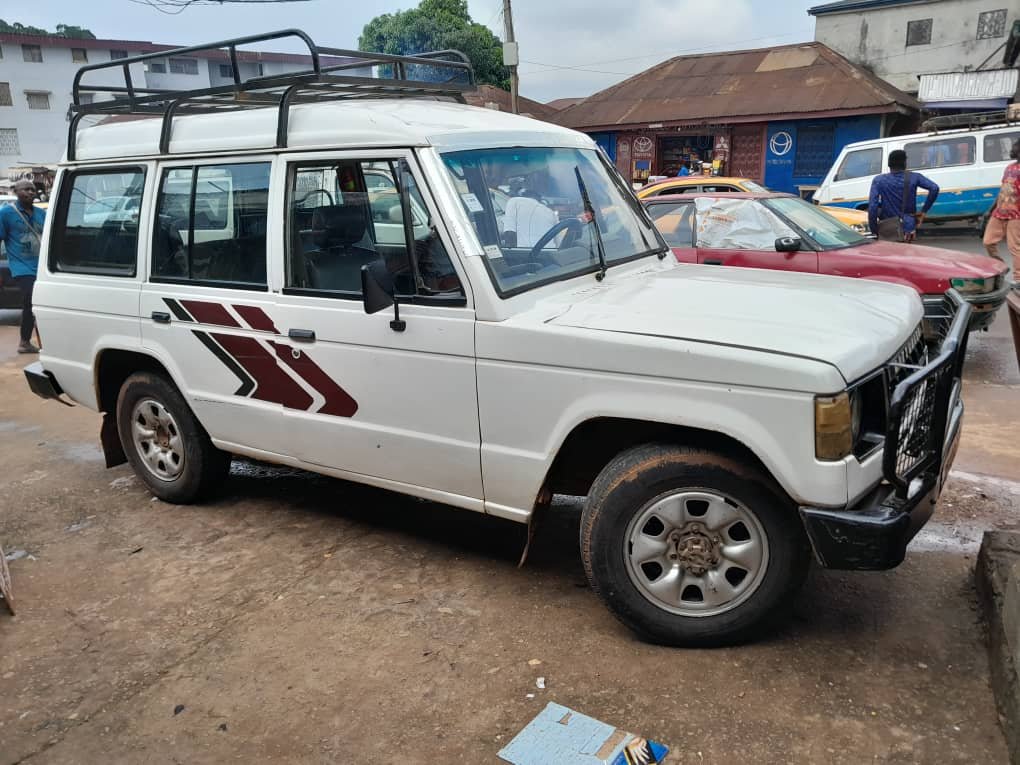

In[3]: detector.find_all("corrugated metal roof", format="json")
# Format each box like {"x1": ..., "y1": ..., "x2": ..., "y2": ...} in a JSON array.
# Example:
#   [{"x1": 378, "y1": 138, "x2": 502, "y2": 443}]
[
  {"x1": 462, "y1": 85, "x2": 558, "y2": 120},
  {"x1": 918, "y1": 69, "x2": 1020, "y2": 103},
  {"x1": 552, "y1": 42, "x2": 920, "y2": 132}
]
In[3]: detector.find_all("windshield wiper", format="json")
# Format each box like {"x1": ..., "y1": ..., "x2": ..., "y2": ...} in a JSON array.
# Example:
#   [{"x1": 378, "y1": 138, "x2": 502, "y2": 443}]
[{"x1": 574, "y1": 166, "x2": 608, "y2": 282}]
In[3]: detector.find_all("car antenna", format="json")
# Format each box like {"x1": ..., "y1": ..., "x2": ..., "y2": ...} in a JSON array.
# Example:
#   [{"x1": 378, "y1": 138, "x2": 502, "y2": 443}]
[{"x1": 574, "y1": 167, "x2": 608, "y2": 282}]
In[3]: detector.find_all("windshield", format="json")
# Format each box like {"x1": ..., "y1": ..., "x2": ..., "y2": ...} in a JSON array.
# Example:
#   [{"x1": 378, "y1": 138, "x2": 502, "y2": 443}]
[
  {"x1": 441, "y1": 147, "x2": 664, "y2": 295},
  {"x1": 763, "y1": 196, "x2": 871, "y2": 248}
]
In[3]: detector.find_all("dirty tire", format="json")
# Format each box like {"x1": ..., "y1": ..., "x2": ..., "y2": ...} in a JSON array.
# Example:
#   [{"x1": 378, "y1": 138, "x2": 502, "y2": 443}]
[
  {"x1": 116, "y1": 372, "x2": 230, "y2": 504},
  {"x1": 581, "y1": 444, "x2": 809, "y2": 647}
]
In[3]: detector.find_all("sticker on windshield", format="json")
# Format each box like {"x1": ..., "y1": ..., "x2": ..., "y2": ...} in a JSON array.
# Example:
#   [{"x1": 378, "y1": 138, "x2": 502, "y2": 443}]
[
  {"x1": 483, "y1": 244, "x2": 503, "y2": 259},
  {"x1": 461, "y1": 193, "x2": 484, "y2": 213}
]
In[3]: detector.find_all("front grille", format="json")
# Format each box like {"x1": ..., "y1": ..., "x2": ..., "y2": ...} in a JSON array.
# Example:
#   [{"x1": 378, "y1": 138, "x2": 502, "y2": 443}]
[{"x1": 882, "y1": 291, "x2": 971, "y2": 498}]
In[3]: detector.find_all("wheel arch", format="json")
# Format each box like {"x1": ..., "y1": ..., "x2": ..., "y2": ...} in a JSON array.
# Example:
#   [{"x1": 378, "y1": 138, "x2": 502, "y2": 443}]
[
  {"x1": 540, "y1": 417, "x2": 789, "y2": 504},
  {"x1": 94, "y1": 348, "x2": 178, "y2": 468}
]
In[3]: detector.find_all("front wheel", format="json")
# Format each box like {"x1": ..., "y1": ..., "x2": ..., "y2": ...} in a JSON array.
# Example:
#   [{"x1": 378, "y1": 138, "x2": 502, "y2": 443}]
[
  {"x1": 580, "y1": 444, "x2": 809, "y2": 646},
  {"x1": 116, "y1": 372, "x2": 231, "y2": 503}
]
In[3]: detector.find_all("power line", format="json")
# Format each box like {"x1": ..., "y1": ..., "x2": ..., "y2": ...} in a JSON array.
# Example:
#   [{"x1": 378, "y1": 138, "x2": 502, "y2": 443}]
[{"x1": 127, "y1": 0, "x2": 312, "y2": 14}]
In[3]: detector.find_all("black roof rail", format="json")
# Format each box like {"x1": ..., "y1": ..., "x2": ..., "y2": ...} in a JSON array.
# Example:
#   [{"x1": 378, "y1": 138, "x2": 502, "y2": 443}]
[
  {"x1": 920, "y1": 109, "x2": 1019, "y2": 133},
  {"x1": 66, "y1": 28, "x2": 475, "y2": 161}
]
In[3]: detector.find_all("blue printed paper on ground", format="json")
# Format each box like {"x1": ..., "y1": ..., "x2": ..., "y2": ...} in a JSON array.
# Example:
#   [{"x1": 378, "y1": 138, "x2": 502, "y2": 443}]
[{"x1": 498, "y1": 702, "x2": 669, "y2": 765}]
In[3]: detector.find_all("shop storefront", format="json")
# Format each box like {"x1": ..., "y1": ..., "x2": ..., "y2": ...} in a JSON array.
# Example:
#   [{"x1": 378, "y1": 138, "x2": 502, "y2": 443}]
[{"x1": 552, "y1": 42, "x2": 919, "y2": 194}]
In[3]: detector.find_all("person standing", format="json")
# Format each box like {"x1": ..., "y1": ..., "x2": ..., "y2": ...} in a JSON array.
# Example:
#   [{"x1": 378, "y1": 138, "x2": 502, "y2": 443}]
[
  {"x1": 0, "y1": 179, "x2": 45, "y2": 353},
  {"x1": 983, "y1": 139, "x2": 1020, "y2": 285},
  {"x1": 867, "y1": 149, "x2": 940, "y2": 242}
]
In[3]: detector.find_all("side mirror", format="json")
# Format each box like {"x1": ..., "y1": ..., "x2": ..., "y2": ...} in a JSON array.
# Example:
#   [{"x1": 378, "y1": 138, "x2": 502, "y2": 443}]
[
  {"x1": 775, "y1": 237, "x2": 802, "y2": 253},
  {"x1": 361, "y1": 261, "x2": 406, "y2": 331}
]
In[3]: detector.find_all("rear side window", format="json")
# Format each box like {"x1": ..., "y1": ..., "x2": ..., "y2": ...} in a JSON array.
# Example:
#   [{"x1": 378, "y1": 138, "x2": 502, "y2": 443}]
[
  {"x1": 646, "y1": 202, "x2": 695, "y2": 247},
  {"x1": 905, "y1": 137, "x2": 976, "y2": 169},
  {"x1": 984, "y1": 131, "x2": 1020, "y2": 163},
  {"x1": 834, "y1": 148, "x2": 883, "y2": 181},
  {"x1": 151, "y1": 162, "x2": 270, "y2": 288},
  {"x1": 50, "y1": 167, "x2": 145, "y2": 276}
]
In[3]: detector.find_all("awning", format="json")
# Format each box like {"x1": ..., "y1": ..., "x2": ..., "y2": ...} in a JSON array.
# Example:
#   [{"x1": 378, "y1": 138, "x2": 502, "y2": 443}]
[{"x1": 919, "y1": 69, "x2": 1019, "y2": 106}]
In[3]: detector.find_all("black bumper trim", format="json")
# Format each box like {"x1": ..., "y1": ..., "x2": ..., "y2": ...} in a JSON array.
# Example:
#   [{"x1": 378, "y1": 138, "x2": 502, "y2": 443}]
[
  {"x1": 800, "y1": 480, "x2": 938, "y2": 570},
  {"x1": 24, "y1": 362, "x2": 64, "y2": 401}
]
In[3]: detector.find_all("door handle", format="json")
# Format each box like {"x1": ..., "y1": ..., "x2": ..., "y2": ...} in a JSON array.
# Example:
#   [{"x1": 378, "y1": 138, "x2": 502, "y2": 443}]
[
  {"x1": 704, "y1": 259, "x2": 723, "y2": 265},
  {"x1": 151, "y1": 311, "x2": 171, "y2": 324},
  {"x1": 288, "y1": 328, "x2": 316, "y2": 342}
]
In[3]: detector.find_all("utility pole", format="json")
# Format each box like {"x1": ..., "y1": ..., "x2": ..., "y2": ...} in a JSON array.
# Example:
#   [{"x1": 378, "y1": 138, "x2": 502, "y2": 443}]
[{"x1": 502, "y1": 0, "x2": 520, "y2": 114}]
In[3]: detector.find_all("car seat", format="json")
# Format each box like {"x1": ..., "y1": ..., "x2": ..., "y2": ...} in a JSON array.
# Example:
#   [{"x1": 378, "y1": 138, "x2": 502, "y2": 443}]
[{"x1": 306, "y1": 197, "x2": 379, "y2": 292}]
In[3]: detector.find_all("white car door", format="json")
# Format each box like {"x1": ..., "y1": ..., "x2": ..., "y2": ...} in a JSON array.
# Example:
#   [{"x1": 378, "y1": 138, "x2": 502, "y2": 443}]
[
  {"x1": 139, "y1": 157, "x2": 294, "y2": 456},
  {"x1": 271, "y1": 150, "x2": 483, "y2": 507}
]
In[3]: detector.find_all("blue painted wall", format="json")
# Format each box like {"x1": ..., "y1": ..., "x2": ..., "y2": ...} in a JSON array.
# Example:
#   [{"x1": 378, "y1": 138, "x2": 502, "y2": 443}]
[
  {"x1": 764, "y1": 116, "x2": 883, "y2": 194},
  {"x1": 590, "y1": 132, "x2": 617, "y2": 162}
]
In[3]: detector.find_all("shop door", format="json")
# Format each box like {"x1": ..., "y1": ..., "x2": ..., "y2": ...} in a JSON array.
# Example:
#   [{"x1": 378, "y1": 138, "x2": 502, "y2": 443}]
[{"x1": 730, "y1": 127, "x2": 765, "y2": 182}]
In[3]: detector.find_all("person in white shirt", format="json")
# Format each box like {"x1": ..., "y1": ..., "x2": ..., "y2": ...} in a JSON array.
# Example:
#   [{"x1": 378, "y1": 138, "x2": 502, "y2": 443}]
[{"x1": 502, "y1": 188, "x2": 557, "y2": 249}]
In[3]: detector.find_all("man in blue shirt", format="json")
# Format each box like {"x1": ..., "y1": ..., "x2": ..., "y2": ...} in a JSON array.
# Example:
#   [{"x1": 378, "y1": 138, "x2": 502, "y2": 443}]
[
  {"x1": 0, "y1": 179, "x2": 45, "y2": 353},
  {"x1": 867, "y1": 149, "x2": 940, "y2": 242},
  {"x1": 677, "y1": 164, "x2": 691, "y2": 177}
]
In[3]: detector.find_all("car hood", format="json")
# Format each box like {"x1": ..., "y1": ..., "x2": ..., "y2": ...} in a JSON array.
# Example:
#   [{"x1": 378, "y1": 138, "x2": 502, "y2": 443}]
[
  {"x1": 846, "y1": 240, "x2": 1006, "y2": 277},
  {"x1": 545, "y1": 264, "x2": 922, "y2": 383}
]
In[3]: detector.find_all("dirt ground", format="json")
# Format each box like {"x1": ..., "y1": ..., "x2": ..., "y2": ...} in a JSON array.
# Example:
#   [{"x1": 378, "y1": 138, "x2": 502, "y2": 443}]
[{"x1": 1, "y1": 233, "x2": 1018, "y2": 764}]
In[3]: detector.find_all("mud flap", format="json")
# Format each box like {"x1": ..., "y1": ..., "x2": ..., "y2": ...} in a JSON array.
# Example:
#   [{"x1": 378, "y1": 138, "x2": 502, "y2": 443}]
[
  {"x1": 100, "y1": 412, "x2": 127, "y2": 468},
  {"x1": 518, "y1": 486, "x2": 552, "y2": 568}
]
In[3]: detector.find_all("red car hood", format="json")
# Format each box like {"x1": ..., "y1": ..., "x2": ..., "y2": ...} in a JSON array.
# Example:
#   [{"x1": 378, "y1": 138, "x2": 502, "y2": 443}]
[{"x1": 848, "y1": 240, "x2": 1005, "y2": 278}]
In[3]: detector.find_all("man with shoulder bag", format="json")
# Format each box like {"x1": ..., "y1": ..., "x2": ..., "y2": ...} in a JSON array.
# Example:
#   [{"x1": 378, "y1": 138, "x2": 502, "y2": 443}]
[
  {"x1": 0, "y1": 179, "x2": 45, "y2": 353},
  {"x1": 867, "y1": 149, "x2": 939, "y2": 243}
]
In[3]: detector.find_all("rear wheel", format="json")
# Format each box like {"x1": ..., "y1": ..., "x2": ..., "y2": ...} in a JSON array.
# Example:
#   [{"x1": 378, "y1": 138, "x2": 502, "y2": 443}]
[
  {"x1": 116, "y1": 372, "x2": 230, "y2": 503},
  {"x1": 581, "y1": 444, "x2": 809, "y2": 646}
]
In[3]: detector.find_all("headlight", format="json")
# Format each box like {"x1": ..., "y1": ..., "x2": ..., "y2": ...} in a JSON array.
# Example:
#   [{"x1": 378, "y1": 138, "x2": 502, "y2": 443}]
[
  {"x1": 852, "y1": 223, "x2": 870, "y2": 235},
  {"x1": 815, "y1": 392, "x2": 853, "y2": 461},
  {"x1": 950, "y1": 276, "x2": 994, "y2": 294}
]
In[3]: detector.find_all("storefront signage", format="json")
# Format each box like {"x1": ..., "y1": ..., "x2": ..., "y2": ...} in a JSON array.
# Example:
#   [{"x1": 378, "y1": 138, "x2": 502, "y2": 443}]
[
  {"x1": 633, "y1": 136, "x2": 654, "y2": 156},
  {"x1": 769, "y1": 131, "x2": 793, "y2": 156}
]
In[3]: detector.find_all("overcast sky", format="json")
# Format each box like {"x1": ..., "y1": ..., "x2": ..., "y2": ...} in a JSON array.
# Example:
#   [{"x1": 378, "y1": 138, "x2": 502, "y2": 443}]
[{"x1": 7, "y1": 0, "x2": 823, "y2": 102}]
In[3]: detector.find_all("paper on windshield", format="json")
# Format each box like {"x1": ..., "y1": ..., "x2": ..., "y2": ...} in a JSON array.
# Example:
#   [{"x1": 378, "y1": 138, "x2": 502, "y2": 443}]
[{"x1": 694, "y1": 197, "x2": 796, "y2": 250}]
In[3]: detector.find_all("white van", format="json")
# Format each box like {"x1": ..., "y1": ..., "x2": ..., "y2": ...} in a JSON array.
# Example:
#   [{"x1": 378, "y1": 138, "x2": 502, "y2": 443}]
[
  {"x1": 814, "y1": 122, "x2": 1020, "y2": 223},
  {"x1": 24, "y1": 31, "x2": 971, "y2": 646}
]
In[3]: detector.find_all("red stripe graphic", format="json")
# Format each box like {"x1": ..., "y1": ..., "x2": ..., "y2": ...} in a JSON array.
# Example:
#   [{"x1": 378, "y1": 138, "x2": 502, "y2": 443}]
[
  {"x1": 233, "y1": 304, "x2": 279, "y2": 334},
  {"x1": 211, "y1": 333, "x2": 313, "y2": 411},
  {"x1": 181, "y1": 300, "x2": 241, "y2": 328},
  {"x1": 271, "y1": 342, "x2": 359, "y2": 417}
]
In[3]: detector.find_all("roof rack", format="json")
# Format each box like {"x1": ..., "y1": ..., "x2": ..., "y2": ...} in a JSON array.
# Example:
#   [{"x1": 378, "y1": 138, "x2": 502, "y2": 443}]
[
  {"x1": 66, "y1": 28, "x2": 475, "y2": 161},
  {"x1": 921, "y1": 109, "x2": 1019, "y2": 133}
]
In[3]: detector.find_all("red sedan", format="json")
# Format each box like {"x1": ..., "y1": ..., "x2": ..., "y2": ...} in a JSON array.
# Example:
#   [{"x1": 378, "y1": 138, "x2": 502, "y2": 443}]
[{"x1": 643, "y1": 192, "x2": 1010, "y2": 331}]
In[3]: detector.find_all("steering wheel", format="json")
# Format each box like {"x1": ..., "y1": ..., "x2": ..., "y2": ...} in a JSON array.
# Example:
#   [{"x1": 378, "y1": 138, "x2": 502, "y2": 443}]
[
  {"x1": 296, "y1": 188, "x2": 335, "y2": 208},
  {"x1": 528, "y1": 217, "x2": 585, "y2": 260}
]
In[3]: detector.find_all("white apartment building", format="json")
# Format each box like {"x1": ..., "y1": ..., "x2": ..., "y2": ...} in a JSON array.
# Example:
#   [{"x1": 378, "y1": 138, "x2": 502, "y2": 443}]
[
  {"x1": 0, "y1": 33, "x2": 359, "y2": 180},
  {"x1": 809, "y1": 0, "x2": 1018, "y2": 108}
]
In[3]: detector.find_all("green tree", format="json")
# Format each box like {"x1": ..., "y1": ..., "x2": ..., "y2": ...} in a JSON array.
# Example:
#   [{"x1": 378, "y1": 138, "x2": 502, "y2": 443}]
[
  {"x1": 0, "y1": 19, "x2": 95, "y2": 38},
  {"x1": 358, "y1": 0, "x2": 510, "y2": 90}
]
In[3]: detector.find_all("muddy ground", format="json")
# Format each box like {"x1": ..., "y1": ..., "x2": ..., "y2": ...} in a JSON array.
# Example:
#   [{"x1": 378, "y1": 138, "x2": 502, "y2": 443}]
[{"x1": 1, "y1": 233, "x2": 1018, "y2": 763}]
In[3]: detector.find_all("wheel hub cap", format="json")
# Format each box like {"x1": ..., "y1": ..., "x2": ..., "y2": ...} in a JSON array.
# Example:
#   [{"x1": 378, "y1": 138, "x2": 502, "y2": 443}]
[
  {"x1": 624, "y1": 489, "x2": 770, "y2": 618},
  {"x1": 130, "y1": 398, "x2": 185, "y2": 483}
]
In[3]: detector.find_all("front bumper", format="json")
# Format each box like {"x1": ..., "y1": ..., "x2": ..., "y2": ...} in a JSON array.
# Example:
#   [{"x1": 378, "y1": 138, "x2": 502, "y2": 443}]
[
  {"x1": 801, "y1": 291, "x2": 971, "y2": 570},
  {"x1": 924, "y1": 283, "x2": 1009, "y2": 332},
  {"x1": 24, "y1": 361, "x2": 64, "y2": 401}
]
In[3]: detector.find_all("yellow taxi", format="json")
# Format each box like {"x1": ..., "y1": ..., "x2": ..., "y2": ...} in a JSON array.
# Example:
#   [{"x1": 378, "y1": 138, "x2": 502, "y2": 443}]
[{"x1": 637, "y1": 176, "x2": 871, "y2": 235}]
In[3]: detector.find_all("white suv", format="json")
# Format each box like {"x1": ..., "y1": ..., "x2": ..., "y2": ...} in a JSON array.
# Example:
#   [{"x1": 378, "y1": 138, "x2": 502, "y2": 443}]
[{"x1": 24, "y1": 33, "x2": 970, "y2": 646}]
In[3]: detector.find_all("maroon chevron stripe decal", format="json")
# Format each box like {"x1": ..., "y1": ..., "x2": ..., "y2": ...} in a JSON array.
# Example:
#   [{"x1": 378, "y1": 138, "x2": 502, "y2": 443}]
[
  {"x1": 210, "y1": 333, "x2": 314, "y2": 411},
  {"x1": 181, "y1": 300, "x2": 241, "y2": 328},
  {"x1": 232, "y1": 304, "x2": 278, "y2": 333},
  {"x1": 176, "y1": 298, "x2": 359, "y2": 418},
  {"x1": 271, "y1": 342, "x2": 359, "y2": 417}
]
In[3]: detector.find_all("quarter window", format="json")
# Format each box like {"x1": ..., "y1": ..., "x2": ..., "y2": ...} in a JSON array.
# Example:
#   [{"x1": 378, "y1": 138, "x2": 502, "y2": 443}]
[
  {"x1": 169, "y1": 57, "x2": 198, "y2": 75},
  {"x1": 22, "y1": 44, "x2": 43, "y2": 63},
  {"x1": 834, "y1": 147, "x2": 883, "y2": 181},
  {"x1": 906, "y1": 19, "x2": 933, "y2": 46},
  {"x1": 286, "y1": 159, "x2": 462, "y2": 297},
  {"x1": 984, "y1": 131, "x2": 1020, "y2": 163},
  {"x1": 152, "y1": 162, "x2": 270, "y2": 288},
  {"x1": 51, "y1": 168, "x2": 145, "y2": 276},
  {"x1": 905, "y1": 137, "x2": 976, "y2": 169}
]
